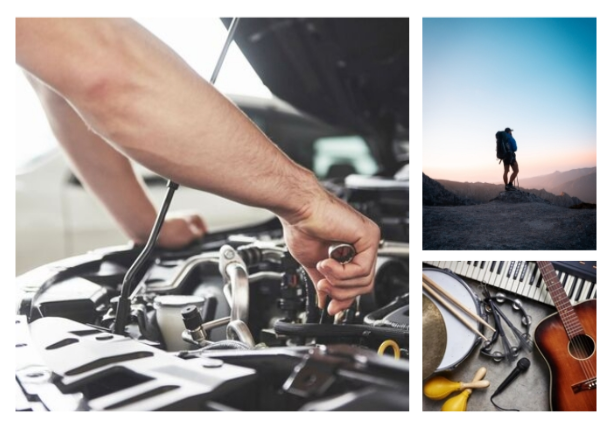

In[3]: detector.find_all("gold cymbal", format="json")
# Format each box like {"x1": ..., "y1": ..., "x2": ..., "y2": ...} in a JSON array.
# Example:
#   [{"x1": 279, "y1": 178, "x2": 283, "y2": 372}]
[{"x1": 423, "y1": 294, "x2": 447, "y2": 380}]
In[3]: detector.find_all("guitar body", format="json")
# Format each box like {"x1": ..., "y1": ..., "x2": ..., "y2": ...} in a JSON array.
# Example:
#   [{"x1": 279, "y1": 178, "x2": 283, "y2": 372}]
[{"x1": 535, "y1": 299, "x2": 597, "y2": 411}]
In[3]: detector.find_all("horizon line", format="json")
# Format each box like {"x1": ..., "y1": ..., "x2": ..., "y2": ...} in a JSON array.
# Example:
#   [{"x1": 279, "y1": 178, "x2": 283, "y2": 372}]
[{"x1": 424, "y1": 166, "x2": 596, "y2": 183}]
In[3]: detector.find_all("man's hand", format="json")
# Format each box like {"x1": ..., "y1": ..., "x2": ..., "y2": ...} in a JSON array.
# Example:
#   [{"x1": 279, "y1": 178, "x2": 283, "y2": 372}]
[
  {"x1": 155, "y1": 212, "x2": 207, "y2": 249},
  {"x1": 281, "y1": 192, "x2": 380, "y2": 316}
]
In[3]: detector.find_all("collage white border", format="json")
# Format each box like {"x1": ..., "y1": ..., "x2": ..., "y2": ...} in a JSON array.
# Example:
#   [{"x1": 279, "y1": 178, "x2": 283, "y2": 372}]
[{"x1": 3, "y1": 0, "x2": 610, "y2": 425}]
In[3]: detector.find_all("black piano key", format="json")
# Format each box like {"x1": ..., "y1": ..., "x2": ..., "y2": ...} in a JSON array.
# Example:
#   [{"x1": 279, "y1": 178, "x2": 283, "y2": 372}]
[
  {"x1": 587, "y1": 282, "x2": 596, "y2": 299},
  {"x1": 513, "y1": 261, "x2": 522, "y2": 280},
  {"x1": 530, "y1": 264, "x2": 539, "y2": 285},
  {"x1": 568, "y1": 277, "x2": 578, "y2": 298},
  {"x1": 490, "y1": 261, "x2": 496, "y2": 272},
  {"x1": 497, "y1": 261, "x2": 504, "y2": 275},
  {"x1": 480, "y1": 261, "x2": 486, "y2": 269},
  {"x1": 520, "y1": 262, "x2": 528, "y2": 282},
  {"x1": 574, "y1": 279, "x2": 585, "y2": 302},
  {"x1": 507, "y1": 261, "x2": 515, "y2": 278}
]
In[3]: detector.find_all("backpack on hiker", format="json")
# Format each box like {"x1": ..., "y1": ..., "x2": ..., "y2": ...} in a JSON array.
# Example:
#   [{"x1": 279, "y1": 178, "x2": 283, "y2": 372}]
[{"x1": 495, "y1": 131, "x2": 510, "y2": 164}]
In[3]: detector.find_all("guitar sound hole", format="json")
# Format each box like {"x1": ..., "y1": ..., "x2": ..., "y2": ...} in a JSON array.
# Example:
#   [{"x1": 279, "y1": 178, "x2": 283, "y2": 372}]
[{"x1": 568, "y1": 334, "x2": 595, "y2": 360}]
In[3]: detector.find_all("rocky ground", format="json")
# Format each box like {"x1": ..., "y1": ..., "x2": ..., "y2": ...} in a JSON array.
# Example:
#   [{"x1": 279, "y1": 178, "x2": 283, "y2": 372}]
[{"x1": 423, "y1": 190, "x2": 596, "y2": 250}]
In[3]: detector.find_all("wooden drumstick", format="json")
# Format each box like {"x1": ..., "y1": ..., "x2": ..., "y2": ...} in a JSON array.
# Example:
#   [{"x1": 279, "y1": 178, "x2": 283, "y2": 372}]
[
  {"x1": 423, "y1": 274, "x2": 496, "y2": 332},
  {"x1": 422, "y1": 281, "x2": 488, "y2": 341}
]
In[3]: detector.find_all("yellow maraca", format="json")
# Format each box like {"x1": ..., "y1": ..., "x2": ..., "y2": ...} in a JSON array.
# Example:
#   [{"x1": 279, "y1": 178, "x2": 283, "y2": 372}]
[
  {"x1": 424, "y1": 370, "x2": 489, "y2": 400},
  {"x1": 441, "y1": 367, "x2": 488, "y2": 411}
]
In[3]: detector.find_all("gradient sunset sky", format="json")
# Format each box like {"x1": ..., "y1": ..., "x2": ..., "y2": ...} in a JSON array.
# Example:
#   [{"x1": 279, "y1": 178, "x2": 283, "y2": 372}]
[{"x1": 423, "y1": 18, "x2": 596, "y2": 183}]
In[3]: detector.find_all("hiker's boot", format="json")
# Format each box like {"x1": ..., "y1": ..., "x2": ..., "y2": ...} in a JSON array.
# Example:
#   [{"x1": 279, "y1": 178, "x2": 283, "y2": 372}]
[{"x1": 506, "y1": 183, "x2": 517, "y2": 191}]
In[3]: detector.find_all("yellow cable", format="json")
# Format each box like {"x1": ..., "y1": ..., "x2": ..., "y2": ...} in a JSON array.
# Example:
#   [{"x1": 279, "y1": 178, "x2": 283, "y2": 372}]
[{"x1": 378, "y1": 339, "x2": 401, "y2": 359}]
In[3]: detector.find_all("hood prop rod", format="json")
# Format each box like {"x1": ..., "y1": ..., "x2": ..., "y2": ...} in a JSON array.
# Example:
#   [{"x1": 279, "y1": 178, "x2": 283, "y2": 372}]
[{"x1": 114, "y1": 17, "x2": 241, "y2": 334}]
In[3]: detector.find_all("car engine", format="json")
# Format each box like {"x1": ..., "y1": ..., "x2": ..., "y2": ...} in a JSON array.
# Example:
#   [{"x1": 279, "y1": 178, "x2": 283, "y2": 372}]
[{"x1": 15, "y1": 179, "x2": 409, "y2": 411}]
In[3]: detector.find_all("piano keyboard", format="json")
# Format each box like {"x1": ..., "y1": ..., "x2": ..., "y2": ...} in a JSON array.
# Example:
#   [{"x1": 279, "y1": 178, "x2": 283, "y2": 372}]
[{"x1": 424, "y1": 261, "x2": 597, "y2": 307}]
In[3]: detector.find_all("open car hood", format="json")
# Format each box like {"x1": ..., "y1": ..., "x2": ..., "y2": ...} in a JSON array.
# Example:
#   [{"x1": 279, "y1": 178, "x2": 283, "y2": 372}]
[{"x1": 223, "y1": 18, "x2": 409, "y2": 172}]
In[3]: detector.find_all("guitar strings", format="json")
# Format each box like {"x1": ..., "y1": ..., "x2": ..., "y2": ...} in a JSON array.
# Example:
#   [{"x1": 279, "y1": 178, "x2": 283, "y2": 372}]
[
  {"x1": 548, "y1": 267, "x2": 596, "y2": 381},
  {"x1": 538, "y1": 263, "x2": 596, "y2": 383}
]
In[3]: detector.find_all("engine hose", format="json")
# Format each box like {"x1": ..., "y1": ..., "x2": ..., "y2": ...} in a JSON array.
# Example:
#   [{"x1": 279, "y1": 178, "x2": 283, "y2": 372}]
[
  {"x1": 273, "y1": 321, "x2": 409, "y2": 344},
  {"x1": 237, "y1": 245, "x2": 263, "y2": 267},
  {"x1": 299, "y1": 267, "x2": 319, "y2": 323},
  {"x1": 198, "y1": 340, "x2": 252, "y2": 351},
  {"x1": 363, "y1": 293, "x2": 410, "y2": 330}
]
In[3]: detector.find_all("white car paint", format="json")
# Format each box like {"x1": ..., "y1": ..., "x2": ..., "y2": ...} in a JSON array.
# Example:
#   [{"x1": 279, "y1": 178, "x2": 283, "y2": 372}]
[{"x1": 16, "y1": 150, "x2": 274, "y2": 275}]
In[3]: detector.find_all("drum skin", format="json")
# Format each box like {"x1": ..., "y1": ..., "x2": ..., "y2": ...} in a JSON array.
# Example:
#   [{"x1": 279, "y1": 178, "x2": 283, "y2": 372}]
[
  {"x1": 534, "y1": 299, "x2": 597, "y2": 411},
  {"x1": 423, "y1": 268, "x2": 483, "y2": 372}
]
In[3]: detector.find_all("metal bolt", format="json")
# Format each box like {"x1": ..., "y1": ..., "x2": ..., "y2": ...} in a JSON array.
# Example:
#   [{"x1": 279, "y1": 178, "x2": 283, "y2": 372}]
[{"x1": 223, "y1": 249, "x2": 235, "y2": 259}]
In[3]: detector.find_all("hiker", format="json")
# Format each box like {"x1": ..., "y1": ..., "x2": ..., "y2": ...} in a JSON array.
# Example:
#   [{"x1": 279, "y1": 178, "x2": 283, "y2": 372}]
[{"x1": 503, "y1": 127, "x2": 519, "y2": 191}]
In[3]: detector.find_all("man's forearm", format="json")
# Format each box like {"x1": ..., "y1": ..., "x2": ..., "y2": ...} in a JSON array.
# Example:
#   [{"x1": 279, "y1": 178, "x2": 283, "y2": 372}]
[
  {"x1": 26, "y1": 74, "x2": 161, "y2": 243},
  {"x1": 16, "y1": 18, "x2": 324, "y2": 223}
]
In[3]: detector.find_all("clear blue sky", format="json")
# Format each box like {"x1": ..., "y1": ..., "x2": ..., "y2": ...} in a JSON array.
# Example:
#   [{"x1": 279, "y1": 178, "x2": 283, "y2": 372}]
[{"x1": 423, "y1": 18, "x2": 596, "y2": 183}]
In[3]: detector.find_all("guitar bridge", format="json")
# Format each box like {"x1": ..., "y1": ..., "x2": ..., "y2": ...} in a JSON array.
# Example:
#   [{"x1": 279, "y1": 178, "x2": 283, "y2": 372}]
[{"x1": 572, "y1": 377, "x2": 597, "y2": 394}]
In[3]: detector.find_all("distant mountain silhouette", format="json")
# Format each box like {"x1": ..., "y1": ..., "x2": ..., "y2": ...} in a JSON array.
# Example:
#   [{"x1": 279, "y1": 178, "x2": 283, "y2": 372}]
[
  {"x1": 423, "y1": 174, "x2": 475, "y2": 206},
  {"x1": 520, "y1": 167, "x2": 596, "y2": 192},
  {"x1": 434, "y1": 178, "x2": 582, "y2": 207},
  {"x1": 551, "y1": 172, "x2": 596, "y2": 203}
]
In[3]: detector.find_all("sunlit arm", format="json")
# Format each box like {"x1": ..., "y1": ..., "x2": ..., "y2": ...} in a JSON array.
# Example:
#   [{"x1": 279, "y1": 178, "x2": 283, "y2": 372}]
[
  {"x1": 16, "y1": 18, "x2": 380, "y2": 314},
  {"x1": 24, "y1": 73, "x2": 205, "y2": 248}
]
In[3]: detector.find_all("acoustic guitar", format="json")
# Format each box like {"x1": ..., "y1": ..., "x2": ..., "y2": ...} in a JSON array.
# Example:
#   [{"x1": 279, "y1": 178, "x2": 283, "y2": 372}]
[{"x1": 534, "y1": 261, "x2": 596, "y2": 411}]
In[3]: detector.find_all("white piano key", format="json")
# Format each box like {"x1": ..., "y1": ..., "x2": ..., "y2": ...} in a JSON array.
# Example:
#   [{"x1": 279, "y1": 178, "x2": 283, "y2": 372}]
[
  {"x1": 492, "y1": 261, "x2": 509, "y2": 288},
  {"x1": 531, "y1": 272, "x2": 548, "y2": 303},
  {"x1": 446, "y1": 261, "x2": 459, "y2": 274},
  {"x1": 566, "y1": 276, "x2": 578, "y2": 302},
  {"x1": 472, "y1": 261, "x2": 490, "y2": 285},
  {"x1": 466, "y1": 261, "x2": 481, "y2": 280},
  {"x1": 481, "y1": 261, "x2": 498, "y2": 286},
  {"x1": 578, "y1": 281, "x2": 593, "y2": 304},
  {"x1": 563, "y1": 275, "x2": 576, "y2": 302},
  {"x1": 573, "y1": 279, "x2": 586, "y2": 304},
  {"x1": 459, "y1": 261, "x2": 472, "y2": 277}
]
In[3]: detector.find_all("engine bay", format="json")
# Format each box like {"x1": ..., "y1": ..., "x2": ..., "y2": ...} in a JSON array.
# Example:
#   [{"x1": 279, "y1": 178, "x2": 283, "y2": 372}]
[{"x1": 16, "y1": 184, "x2": 409, "y2": 411}]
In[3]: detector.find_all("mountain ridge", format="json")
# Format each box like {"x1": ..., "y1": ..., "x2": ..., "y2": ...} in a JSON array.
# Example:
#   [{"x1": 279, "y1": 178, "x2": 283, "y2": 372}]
[
  {"x1": 427, "y1": 166, "x2": 596, "y2": 205},
  {"x1": 422, "y1": 174, "x2": 596, "y2": 250}
]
